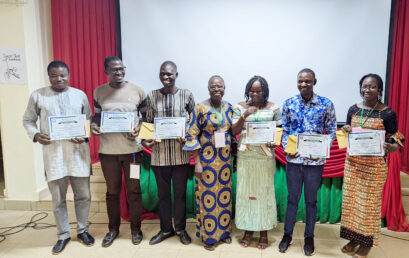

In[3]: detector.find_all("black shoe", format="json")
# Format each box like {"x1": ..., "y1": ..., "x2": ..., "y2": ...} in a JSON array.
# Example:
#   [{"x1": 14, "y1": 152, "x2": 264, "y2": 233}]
[
  {"x1": 278, "y1": 234, "x2": 292, "y2": 253},
  {"x1": 77, "y1": 232, "x2": 95, "y2": 246},
  {"x1": 149, "y1": 230, "x2": 175, "y2": 245},
  {"x1": 131, "y1": 230, "x2": 143, "y2": 245},
  {"x1": 304, "y1": 237, "x2": 315, "y2": 256},
  {"x1": 102, "y1": 231, "x2": 119, "y2": 247},
  {"x1": 52, "y1": 237, "x2": 71, "y2": 254},
  {"x1": 176, "y1": 230, "x2": 191, "y2": 245}
]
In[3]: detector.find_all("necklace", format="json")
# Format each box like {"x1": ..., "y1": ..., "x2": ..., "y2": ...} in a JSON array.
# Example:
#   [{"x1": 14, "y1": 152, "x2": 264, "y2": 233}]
[
  {"x1": 210, "y1": 99, "x2": 223, "y2": 127},
  {"x1": 360, "y1": 101, "x2": 379, "y2": 127}
]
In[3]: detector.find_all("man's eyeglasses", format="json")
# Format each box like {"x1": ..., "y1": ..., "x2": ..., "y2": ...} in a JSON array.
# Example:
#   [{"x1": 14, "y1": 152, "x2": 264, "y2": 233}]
[
  {"x1": 209, "y1": 85, "x2": 224, "y2": 90},
  {"x1": 110, "y1": 67, "x2": 126, "y2": 73}
]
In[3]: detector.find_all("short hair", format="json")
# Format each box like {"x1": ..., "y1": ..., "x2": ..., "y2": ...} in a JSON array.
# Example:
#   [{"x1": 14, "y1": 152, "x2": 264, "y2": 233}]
[
  {"x1": 47, "y1": 61, "x2": 69, "y2": 74},
  {"x1": 160, "y1": 60, "x2": 177, "y2": 71},
  {"x1": 298, "y1": 68, "x2": 316, "y2": 78},
  {"x1": 359, "y1": 73, "x2": 384, "y2": 97},
  {"x1": 208, "y1": 75, "x2": 225, "y2": 87},
  {"x1": 244, "y1": 75, "x2": 269, "y2": 107},
  {"x1": 104, "y1": 56, "x2": 122, "y2": 70}
]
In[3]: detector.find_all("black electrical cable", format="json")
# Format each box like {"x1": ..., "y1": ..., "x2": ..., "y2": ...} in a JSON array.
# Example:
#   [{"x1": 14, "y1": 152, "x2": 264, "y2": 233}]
[{"x1": 0, "y1": 212, "x2": 196, "y2": 244}]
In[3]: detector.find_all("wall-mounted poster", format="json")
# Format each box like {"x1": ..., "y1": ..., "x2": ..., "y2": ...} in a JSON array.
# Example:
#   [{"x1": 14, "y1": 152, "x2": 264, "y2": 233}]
[{"x1": 0, "y1": 47, "x2": 26, "y2": 84}]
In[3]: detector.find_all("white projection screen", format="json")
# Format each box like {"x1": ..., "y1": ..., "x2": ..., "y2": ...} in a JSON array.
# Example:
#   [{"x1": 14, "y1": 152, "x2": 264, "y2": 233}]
[{"x1": 120, "y1": 0, "x2": 391, "y2": 122}]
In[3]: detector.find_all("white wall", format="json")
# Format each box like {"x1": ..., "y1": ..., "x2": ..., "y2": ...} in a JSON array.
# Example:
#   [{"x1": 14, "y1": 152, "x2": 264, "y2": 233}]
[
  {"x1": 0, "y1": 0, "x2": 52, "y2": 201},
  {"x1": 120, "y1": 0, "x2": 391, "y2": 122}
]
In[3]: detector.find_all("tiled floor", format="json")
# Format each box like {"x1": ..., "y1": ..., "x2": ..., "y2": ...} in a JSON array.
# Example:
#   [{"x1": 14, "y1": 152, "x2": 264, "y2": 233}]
[{"x1": 0, "y1": 210, "x2": 408, "y2": 258}]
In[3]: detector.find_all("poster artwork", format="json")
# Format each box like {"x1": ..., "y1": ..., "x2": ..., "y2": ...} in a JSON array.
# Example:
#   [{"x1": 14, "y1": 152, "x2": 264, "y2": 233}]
[{"x1": 0, "y1": 47, "x2": 26, "y2": 84}]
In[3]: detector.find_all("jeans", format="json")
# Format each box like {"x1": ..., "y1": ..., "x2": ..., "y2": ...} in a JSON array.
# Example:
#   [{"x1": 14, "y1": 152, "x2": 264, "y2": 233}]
[{"x1": 284, "y1": 162, "x2": 324, "y2": 238}]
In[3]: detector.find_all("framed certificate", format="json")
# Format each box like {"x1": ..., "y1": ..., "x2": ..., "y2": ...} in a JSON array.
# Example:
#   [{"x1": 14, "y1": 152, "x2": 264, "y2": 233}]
[
  {"x1": 154, "y1": 117, "x2": 186, "y2": 139},
  {"x1": 100, "y1": 112, "x2": 135, "y2": 133},
  {"x1": 48, "y1": 114, "x2": 88, "y2": 141},
  {"x1": 296, "y1": 133, "x2": 330, "y2": 158},
  {"x1": 347, "y1": 130, "x2": 385, "y2": 156},
  {"x1": 245, "y1": 121, "x2": 276, "y2": 144}
]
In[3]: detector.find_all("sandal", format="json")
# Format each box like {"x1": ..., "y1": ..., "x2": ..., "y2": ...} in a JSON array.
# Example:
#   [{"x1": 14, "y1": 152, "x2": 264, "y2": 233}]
[
  {"x1": 221, "y1": 236, "x2": 232, "y2": 244},
  {"x1": 353, "y1": 246, "x2": 371, "y2": 258},
  {"x1": 257, "y1": 236, "x2": 268, "y2": 250},
  {"x1": 240, "y1": 231, "x2": 253, "y2": 248},
  {"x1": 204, "y1": 243, "x2": 215, "y2": 251},
  {"x1": 341, "y1": 241, "x2": 359, "y2": 253}
]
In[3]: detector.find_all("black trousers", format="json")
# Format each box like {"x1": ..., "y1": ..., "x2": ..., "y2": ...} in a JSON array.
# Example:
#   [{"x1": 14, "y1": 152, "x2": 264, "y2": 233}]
[
  {"x1": 151, "y1": 164, "x2": 190, "y2": 232},
  {"x1": 99, "y1": 152, "x2": 143, "y2": 232}
]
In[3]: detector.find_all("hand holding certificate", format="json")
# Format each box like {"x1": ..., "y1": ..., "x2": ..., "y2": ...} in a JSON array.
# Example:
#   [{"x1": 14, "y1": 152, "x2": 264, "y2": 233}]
[
  {"x1": 296, "y1": 133, "x2": 330, "y2": 158},
  {"x1": 347, "y1": 130, "x2": 385, "y2": 156},
  {"x1": 154, "y1": 117, "x2": 186, "y2": 140},
  {"x1": 100, "y1": 112, "x2": 135, "y2": 133},
  {"x1": 245, "y1": 121, "x2": 276, "y2": 144},
  {"x1": 48, "y1": 114, "x2": 88, "y2": 141}
]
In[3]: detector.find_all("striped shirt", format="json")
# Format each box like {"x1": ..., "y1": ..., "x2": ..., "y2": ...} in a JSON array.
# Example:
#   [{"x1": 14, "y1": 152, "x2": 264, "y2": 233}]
[{"x1": 142, "y1": 88, "x2": 195, "y2": 166}]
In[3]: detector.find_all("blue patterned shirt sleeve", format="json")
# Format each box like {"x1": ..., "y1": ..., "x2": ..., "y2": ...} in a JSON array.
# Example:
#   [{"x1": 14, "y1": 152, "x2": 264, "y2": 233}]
[
  {"x1": 324, "y1": 100, "x2": 337, "y2": 144},
  {"x1": 281, "y1": 100, "x2": 291, "y2": 150}
]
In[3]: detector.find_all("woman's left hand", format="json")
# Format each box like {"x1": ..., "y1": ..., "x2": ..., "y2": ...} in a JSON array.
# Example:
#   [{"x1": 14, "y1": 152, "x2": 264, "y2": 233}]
[{"x1": 384, "y1": 142, "x2": 399, "y2": 154}]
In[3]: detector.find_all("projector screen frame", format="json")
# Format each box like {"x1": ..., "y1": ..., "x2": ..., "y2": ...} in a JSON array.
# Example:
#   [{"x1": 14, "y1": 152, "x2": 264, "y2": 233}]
[{"x1": 115, "y1": 0, "x2": 397, "y2": 126}]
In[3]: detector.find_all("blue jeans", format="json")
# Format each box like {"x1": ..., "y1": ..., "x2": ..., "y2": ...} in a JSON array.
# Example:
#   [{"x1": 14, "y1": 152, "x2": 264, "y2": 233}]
[{"x1": 284, "y1": 162, "x2": 323, "y2": 238}]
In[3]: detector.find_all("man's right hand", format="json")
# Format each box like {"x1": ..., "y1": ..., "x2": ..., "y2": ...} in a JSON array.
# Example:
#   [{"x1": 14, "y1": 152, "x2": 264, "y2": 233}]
[
  {"x1": 284, "y1": 151, "x2": 301, "y2": 159},
  {"x1": 34, "y1": 133, "x2": 52, "y2": 145},
  {"x1": 142, "y1": 139, "x2": 155, "y2": 149},
  {"x1": 91, "y1": 122, "x2": 102, "y2": 135}
]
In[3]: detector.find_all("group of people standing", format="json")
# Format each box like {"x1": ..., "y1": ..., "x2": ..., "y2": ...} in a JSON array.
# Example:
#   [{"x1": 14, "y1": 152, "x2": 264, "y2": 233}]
[{"x1": 23, "y1": 57, "x2": 404, "y2": 258}]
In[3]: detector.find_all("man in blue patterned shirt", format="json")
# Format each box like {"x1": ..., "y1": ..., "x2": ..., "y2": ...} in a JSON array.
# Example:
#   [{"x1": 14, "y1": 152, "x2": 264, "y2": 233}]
[{"x1": 278, "y1": 68, "x2": 337, "y2": 256}]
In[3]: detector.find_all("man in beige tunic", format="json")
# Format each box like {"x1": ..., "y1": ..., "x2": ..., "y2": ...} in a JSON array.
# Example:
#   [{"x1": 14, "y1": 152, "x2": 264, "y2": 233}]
[{"x1": 23, "y1": 61, "x2": 94, "y2": 254}]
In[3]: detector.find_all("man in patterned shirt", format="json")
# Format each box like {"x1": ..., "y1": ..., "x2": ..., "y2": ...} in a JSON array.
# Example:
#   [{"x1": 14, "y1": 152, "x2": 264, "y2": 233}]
[
  {"x1": 278, "y1": 68, "x2": 336, "y2": 256},
  {"x1": 141, "y1": 61, "x2": 195, "y2": 245}
]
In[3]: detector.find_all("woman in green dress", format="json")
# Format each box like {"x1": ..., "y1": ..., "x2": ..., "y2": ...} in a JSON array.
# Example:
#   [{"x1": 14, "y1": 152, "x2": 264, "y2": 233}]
[
  {"x1": 184, "y1": 75, "x2": 233, "y2": 251},
  {"x1": 232, "y1": 75, "x2": 281, "y2": 250}
]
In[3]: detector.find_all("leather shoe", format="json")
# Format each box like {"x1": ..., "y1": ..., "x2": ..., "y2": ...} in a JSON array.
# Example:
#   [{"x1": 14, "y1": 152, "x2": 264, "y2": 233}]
[
  {"x1": 176, "y1": 230, "x2": 191, "y2": 245},
  {"x1": 149, "y1": 230, "x2": 175, "y2": 245},
  {"x1": 278, "y1": 234, "x2": 292, "y2": 253},
  {"x1": 102, "y1": 231, "x2": 119, "y2": 247},
  {"x1": 304, "y1": 237, "x2": 315, "y2": 256},
  {"x1": 52, "y1": 237, "x2": 70, "y2": 254},
  {"x1": 77, "y1": 232, "x2": 95, "y2": 246},
  {"x1": 131, "y1": 230, "x2": 143, "y2": 245}
]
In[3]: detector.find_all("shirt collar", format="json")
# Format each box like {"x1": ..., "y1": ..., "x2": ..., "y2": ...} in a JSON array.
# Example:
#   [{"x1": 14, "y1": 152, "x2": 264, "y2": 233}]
[{"x1": 297, "y1": 93, "x2": 318, "y2": 104}]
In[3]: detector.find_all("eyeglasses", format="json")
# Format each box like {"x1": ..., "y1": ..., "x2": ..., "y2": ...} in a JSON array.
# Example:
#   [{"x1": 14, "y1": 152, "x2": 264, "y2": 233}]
[
  {"x1": 249, "y1": 90, "x2": 263, "y2": 94},
  {"x1": 109, "y1": 67, "x2": 126, "y2": 73},
  {"x1": 209, "y1": 85, "x2": 224, "y2": 90},
  {"x1": 361, "y1": 85, "x2": 377, "y2": 90}
]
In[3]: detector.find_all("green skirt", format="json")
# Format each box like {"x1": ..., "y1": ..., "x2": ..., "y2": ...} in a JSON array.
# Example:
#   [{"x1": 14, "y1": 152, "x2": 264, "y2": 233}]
[{"x1": 235, "y1": 146, "x2": 277, "y2": 231}]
